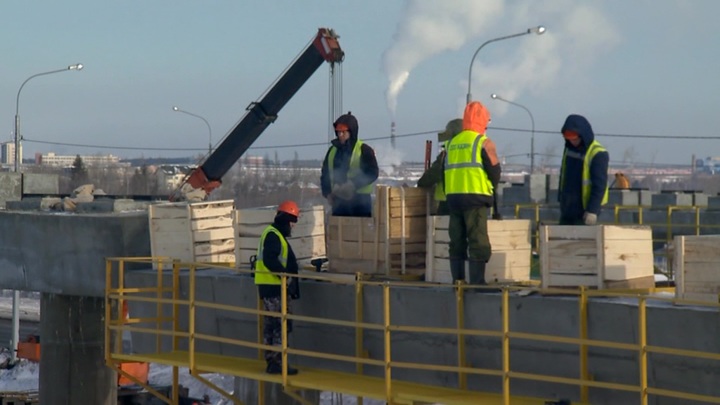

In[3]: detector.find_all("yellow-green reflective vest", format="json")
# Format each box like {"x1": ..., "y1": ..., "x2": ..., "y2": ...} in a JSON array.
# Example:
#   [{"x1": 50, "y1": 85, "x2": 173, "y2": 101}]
[
  {"x1": 560, "y1": 140, "x2": 609, "y2": 209},
  {"x1": 328, "y1": 140, "x2": 374, "y2": 194},
  {"x1": 433, "y1": 142, "x2": 448, "y2": 202},
  {"x1": 444, "y1": 131, "x2": 493, "y2": 197},
  {"x1": 254, "y1": 226, "x2": 288, "y2": 286}
]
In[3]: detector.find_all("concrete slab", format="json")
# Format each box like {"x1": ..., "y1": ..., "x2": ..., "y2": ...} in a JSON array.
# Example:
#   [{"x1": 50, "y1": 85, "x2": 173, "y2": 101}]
[
  {"x1": 0, "y1": 172, "x2": 22, "y2": 208},
  {"x1": 22, "y1": 173, "x2": 59, "y2": 195}
]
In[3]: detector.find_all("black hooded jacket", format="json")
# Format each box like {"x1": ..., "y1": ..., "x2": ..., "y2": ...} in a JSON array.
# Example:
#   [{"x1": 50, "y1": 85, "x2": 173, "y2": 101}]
[
  {"x1": 257, "y1": 213, "x2": 299, "y2": 299},
  {"x1": 320, "y1": 113, "x2": 379, "y2": 197},
  {"x1": 558, "y1": 114, "x2": 609, "y2": 222}
]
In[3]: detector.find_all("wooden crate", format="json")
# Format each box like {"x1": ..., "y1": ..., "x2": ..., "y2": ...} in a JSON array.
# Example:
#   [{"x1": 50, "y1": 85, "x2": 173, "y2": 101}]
[
  {"x1": 149, "y1": 200, "x2": 235, "y2": 268},
  {"x1": 540, "y1": 225, "x2": 654, "y2": 288},
  {"x1": 327, "y1": 185, "x2": 428, "y2": 275},
  {"x1": 233, "y1": 205, "x2": 325, "y2": 269},
  {"x1": 426, "y1": 216, "x2": 532, "y2": 284},
  {"x1": 674, "y1": 234, "x2": 720, "y2": 303}
]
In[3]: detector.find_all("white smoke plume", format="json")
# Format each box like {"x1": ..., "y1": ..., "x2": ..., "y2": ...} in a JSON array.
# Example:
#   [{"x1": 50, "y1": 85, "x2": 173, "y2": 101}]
[{"x1": 383, "y1": 0, "x2": 620, "y2": 117}]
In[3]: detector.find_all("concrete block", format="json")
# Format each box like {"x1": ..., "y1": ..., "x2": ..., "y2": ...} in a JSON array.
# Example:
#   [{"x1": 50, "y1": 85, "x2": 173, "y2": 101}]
[
  {"x1": 524, "y1": 173, "x2": 546, "y2": 202},
  {"x1": 5, "y1": 198, "x2": 43, "y2": 211},
  {"x1": 693, "y1": 192, "x2": 708, "y2": 207},
  {"x1": 114, "y1": 199, "x2": 151, "y2": 212},
  {"x1": 607, "y1": 190, "x2": 639, "y2": 206},
  {"x1": 75, "y1": 200, "x2": 115, "y2": 213},
  {"x1": 639, "y1": 190, "x2": 655, "y2": 206},
  {"x1": 0, "y1": 172, "x2": 22, "y2": 208},
  {"x1": 651, "y1": 192, "x2": 693, "y2": 208},
  {"x1": 706, "y1": 196, "x2": 720, "y2": 210},
  {"x1": 501, "y1": 184, "x2": 530, "y2": 206},
  {"x1": 22, "y1": 173, "x2": 59, "y2": 195},
  {"x1": 546, "y1": 189, "x2": 559, "y2": 205},
  {"x1": 546, "y1": 173, "x2": 560, "y2": 191}
]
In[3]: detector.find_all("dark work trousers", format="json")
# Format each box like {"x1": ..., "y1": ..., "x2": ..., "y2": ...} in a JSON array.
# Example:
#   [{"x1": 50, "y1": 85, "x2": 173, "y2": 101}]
[
  {"x1": 262, "y1": 296, "x2": 293, "y2": 366},
  {"x1": 448, "y1": 206, "x2": 492, "y2": 262}
]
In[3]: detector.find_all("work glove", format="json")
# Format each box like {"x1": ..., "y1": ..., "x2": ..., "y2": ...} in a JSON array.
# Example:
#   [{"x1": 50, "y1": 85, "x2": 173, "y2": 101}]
[
  {"x1": 288, "y1": 277, "x2": 300, "y2": 300},
  {"x1": 583, "y1": 212, "x2": 597, "y2": 225},
  {"x1": 333, "y1": 181, "x2": 356, "y2": 200}
]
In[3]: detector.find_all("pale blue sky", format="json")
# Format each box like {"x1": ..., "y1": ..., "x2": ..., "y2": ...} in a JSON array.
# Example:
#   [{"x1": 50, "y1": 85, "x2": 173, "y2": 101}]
[{"x1": 1, "y1": 0, "x2": 719, "y2": 167}]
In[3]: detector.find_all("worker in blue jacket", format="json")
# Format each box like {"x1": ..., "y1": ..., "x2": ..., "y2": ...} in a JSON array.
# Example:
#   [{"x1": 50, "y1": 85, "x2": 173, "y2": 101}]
[{"x1": 558, "y1": 114, "x2": 609, "y2": 225}]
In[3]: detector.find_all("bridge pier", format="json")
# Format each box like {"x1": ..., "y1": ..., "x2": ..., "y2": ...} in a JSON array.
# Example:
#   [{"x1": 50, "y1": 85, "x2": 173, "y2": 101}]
[{"x1": 39, "y1": 293, "x2": 117, "y2": 404}]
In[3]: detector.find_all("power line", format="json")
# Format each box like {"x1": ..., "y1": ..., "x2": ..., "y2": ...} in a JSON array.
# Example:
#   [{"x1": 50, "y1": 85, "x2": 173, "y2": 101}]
[{"x1": 23, "y1": 126, "x2": 720, "y2": 153}]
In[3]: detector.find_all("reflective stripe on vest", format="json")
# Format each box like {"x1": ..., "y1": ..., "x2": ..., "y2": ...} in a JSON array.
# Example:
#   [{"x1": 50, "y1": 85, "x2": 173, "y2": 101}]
[
  {"x1": 560, "y1": 140, "x2": 609, "y2": 209},
  {"x1": 582, "y1": 141, "x2": 609, "y2": 208},
  {"x1": 444, "y1": 131, "x2": 493, "y2": 196},
  {"x1": 254, "y1": 226, "x2": 288, "y2": 286},
  {"x1": 434, "y1": 142, "x2": 448, "y2": 202},
  {"x1": 328, "y1": 140, "x2": 374, "y2": 194}
]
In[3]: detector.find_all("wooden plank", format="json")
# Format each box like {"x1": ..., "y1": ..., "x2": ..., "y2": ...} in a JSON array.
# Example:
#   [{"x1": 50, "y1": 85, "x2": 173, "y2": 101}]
[
  {"x1": 195, "y1": 252, "x2": 235, "y2": 264},
  {"x1": 675, "y1": 235, "x2": 686, "y2": 299},
  {"x1": 431, "y1": 258, "x2": 531, "y2": 284},
  {"x1": 236, "y1": 235, "x2": 325, "y2": 256},
  {"x1": 187, "y1": 200, "x2": 234, "y2": 220},
  {"x1": 603, "y1": 239, "x2": 654, "y2": 280},
  {"x1": 150, "y1": 218, "x2": 190, "y2": 234},
  {"x1": 327, "y1": 240, "x2": 426, "y2": 260},
  {"x1": 193, "y1": 227, "x2": 235, "y2": 243},
  {"x1": 434, "y1": 216, "x2": 530, "y2": 233},
  {"x1": 149, "y1": 203, "x2": 189, "y2": 219},
  {"x1": 546, "y1": 240, "x2": 598, "y2": 274},
  {"x1": 679, "y1": 292, "x2": 720, "y2": 303},
  {"x1": 543, "y1": 225, "x2": 597, "y2": 240},
  {"x1": 602, "y1": 225, "x2": 652, "y2": 240},
  {"x1": 239, "y1": 221, "x2": 324, "y2": 238},
  {"x1": 545, "y1": 273, "x2": 599, "y2": 287},
  {"x1": 191, "y1": 215, "x2": 233, "y2": 231},
  {"x1": 680, "y1": 236, "x2": 720, "y2": 262},
  {"x1": 681, "y1": 263, "x2": 720, "y2": 283},
  {"x1": 194, "y1": 239, "x2": 235, "y2": 256},
  {"x1": 677, "y1": 281, "x2": 720, "y2": 295},
  {"x1": 433, "y1": 229, "x2": 529, "y2": 249},
  {"x1": 603, "y1": 275, "x2": 655, "y2": 289}
]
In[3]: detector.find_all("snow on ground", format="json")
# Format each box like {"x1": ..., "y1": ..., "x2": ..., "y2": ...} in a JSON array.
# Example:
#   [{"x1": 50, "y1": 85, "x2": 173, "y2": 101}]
[{"x1": 0, "y1": 292, "x2": 387, "y2": 404}]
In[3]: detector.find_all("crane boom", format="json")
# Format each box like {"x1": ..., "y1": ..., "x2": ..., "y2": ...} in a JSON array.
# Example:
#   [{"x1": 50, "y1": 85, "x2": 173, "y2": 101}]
[{"x1": 176, "y1": 28, "x2": 344, "y2": 201}]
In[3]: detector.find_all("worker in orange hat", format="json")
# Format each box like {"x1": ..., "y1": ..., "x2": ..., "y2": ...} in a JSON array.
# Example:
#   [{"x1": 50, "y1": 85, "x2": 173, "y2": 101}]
[
  {"x1": 255, "y1": 200, "x2": 301, "y2": 375},
  {"x1": 320, "y1": 112, "x2": 379, "y2": 217},
  {"x1": 612, "y1": 172, "x2": 630, "y2": 189},
  {"x1": 558, "y1": 114, "x2": 609, "y2": 225},
  {"x1": 443, "y1": 102, "x2": 502, "y2": 286}
]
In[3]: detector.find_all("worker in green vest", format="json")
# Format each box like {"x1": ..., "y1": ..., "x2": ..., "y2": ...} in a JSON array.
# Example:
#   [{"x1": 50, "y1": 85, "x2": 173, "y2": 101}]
[
  {"x1": 444, "y1": 101, "x2": 501, "y2": 286},
  {"x1": 320, "y1": 112, "x2": 379, "y2": 217},
  {"x1": 558, "y1": 114, "x2": 609, "y2": 225},
  {"x1": 417, "y1": 118, "x2": 463, "y2": 215},
  {"x1": 255, "y1": 200, "x2": 301, "y2": 375}
]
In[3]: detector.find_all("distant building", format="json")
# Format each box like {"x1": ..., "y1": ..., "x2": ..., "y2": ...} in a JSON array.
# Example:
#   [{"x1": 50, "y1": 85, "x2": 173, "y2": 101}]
[
  {"x1": 155, "y1": 165, "x2": 196, "y2": 191},
  {"x1": 36, "y1": 152, "x2": 121, "y2": 167},
  {"x1": 0, "y1": 141, "x2": 21, "y2": 166}
]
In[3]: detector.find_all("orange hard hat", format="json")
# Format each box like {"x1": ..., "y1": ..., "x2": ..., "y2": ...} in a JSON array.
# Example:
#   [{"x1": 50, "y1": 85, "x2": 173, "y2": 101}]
[{"x1": 277, "y1": 200, "x2": 300, "y2": 217}]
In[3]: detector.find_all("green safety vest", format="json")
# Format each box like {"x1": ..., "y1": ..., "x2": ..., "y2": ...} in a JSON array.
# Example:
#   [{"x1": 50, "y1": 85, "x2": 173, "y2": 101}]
[
  {"x1": 254, "y1": 226, "x2": 288, "y2": 286},
  {"x1": 444, "y1": 131, "x2": 493, "y2": 197},
  {"x1": 434, "y1": 142, "x2": 448, "y2": 202},
  {"x1": 328, "y1": 140, "x2": 374, "y2": 194},
  {"x1": 561, "y1": 140, "x2": 609, "y2": 209}
]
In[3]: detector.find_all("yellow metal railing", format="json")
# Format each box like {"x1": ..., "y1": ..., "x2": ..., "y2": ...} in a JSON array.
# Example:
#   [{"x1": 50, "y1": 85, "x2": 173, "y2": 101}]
[{"x1": 105, "y1": 257, "x2": 720, "y2": 405}]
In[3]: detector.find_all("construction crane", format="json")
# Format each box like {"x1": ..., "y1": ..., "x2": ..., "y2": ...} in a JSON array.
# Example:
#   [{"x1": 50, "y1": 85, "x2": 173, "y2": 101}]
[{"x1": 172, "y1": 28, "x2": 344, "y2": 201}]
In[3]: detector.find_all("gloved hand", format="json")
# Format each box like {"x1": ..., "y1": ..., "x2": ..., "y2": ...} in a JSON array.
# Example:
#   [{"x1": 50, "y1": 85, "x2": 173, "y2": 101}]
[
  {"x1": 333, "y1": 181, "x2": 356, "y2": 200},
  {"x1": 288, "y1": 278, "x2": 300, "y2": 300},
  {"x1": 583, "y1": 212, "x2": 597, "y2": 225}
]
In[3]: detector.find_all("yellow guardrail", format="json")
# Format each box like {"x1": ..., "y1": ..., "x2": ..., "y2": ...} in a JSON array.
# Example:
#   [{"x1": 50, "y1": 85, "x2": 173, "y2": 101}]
[{"x1": 105, "y1": 257, "x2": 720, "y2": 405}]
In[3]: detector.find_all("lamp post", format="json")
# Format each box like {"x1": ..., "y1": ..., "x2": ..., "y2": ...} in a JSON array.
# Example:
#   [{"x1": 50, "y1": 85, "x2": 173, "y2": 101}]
[
  {"x1": 491, "y1": 93, "x2": 536, "y2": 173},
  {"x1": 11, "y1": 63, "x2": 83, "y2": 365},
  {"x1": 14, "y1": 64, "x2": 84, "y2": 173},
  {"x1": 466, "y1": 26, "x2": 545, "y2": 104},
  {"x1": 172, "y1": 106, "x2": 213, "y2": 154}
]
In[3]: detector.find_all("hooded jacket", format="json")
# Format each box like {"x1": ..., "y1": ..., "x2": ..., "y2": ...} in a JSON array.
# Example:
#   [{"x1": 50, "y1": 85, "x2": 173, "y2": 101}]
[
  {"x1": 320, "y1": 113, "x2": 379, "y2": 197},
  {"x1": 558, "y1": 114, "x2": 609, "y2": 220},
  {"x1": 444, "y1": 102, "x2": 502, "y2": 211},
  {"x1": 257, "y1": 215, "x2": 299, "y2": 299}
]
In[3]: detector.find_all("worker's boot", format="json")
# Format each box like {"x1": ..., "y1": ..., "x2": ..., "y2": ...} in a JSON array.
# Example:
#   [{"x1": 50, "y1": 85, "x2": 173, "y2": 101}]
[
  {"x1": 468, "y1": 260, "x2": 487, "y2": 286},
  {"x1": 449, "y1": 258, "x2": 465, "y2": 283}
]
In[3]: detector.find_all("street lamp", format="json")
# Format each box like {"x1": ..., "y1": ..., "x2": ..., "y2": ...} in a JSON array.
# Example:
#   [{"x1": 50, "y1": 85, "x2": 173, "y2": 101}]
[
  {"x1": 14, "y1": 63, "x2": 84, "y2": 172},
  {"x1": 491, "y1": 93, "x2": 536, "y2": 173},
  {"x1": 173, "y1": 106, "x2": 213, "y2": 154},
  {"x1": 466, "y1": 26, "x2": 545, "y2": 104}
]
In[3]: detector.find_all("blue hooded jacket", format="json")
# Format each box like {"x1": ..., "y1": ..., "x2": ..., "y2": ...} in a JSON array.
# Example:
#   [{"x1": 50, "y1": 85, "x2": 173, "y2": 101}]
[{"x1": 558, "y1": 114, "x2": 609, "y2": 222}]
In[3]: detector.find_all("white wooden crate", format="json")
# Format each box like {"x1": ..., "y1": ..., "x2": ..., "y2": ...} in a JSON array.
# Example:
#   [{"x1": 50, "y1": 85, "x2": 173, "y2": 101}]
[
  {"x1": 540, "y1": 225, "x2": 654, "y2": 288},
  {"x1": 326, "y1": 185, "x2": 428, "y2": 275},
  {"x1": 149, "y1": 200, "x2": 235, "y2": 268},
  {"x1": 425, "y1": 216, "x2": 532, "y2": 284},
  {"x1": 233, "y1": 205, "x2": 325, "y2": 269},
  {"x1": 674, "y1": 234, "x2": 720, "y2": 303}
]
